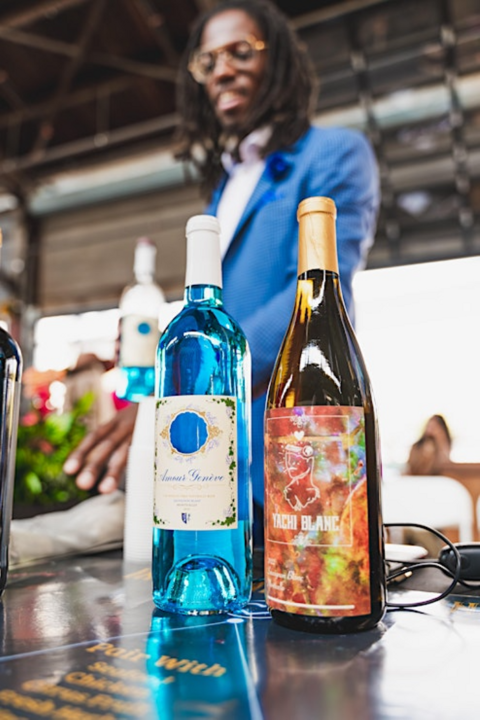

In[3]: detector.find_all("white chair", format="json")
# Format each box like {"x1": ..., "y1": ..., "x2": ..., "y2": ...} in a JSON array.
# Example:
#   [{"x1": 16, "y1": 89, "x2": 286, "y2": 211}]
[{"x1": 382, "y1": 474, "x2": 474, "y2": 543}]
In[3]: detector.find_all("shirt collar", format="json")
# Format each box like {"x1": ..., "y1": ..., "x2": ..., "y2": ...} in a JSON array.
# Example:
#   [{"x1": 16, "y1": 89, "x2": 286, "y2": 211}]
[{"x1": 221, "y1": 126, "x2": 272, "y2": 173}]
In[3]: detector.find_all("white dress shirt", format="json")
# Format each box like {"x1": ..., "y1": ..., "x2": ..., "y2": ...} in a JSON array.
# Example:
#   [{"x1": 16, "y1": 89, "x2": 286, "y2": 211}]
[{"x1": 216, "y1": 127, "x2": 272, "y2": 258}]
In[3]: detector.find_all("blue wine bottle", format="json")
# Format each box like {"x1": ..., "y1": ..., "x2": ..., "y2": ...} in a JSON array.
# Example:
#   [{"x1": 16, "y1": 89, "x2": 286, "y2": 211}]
[{"x1": 152, "y1": 215, "x2": 252, "y2": 615}]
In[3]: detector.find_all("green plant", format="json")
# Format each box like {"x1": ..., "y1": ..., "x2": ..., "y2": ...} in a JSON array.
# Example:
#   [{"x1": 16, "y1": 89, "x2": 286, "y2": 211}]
[{"x1": 14, "y1": 391, "x2": 95, "y2": 506}]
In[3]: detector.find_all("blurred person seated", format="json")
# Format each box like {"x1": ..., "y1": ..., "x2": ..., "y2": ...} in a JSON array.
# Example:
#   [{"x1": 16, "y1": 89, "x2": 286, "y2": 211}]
[
  {"x1": 405, "y1": 414, "x2": 452, "y2": 476},
  {"x1": 402, "y1": 414, "x2": 454, "y2": 556}
]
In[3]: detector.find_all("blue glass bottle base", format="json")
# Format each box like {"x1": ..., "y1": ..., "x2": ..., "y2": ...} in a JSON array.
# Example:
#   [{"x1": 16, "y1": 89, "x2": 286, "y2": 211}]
[
  {"x1": 116, "y1": 366, "x2": 155, "y2": 402},
  {"x1": 153, "y1": 555, "x2": 244, "y2": 616}
]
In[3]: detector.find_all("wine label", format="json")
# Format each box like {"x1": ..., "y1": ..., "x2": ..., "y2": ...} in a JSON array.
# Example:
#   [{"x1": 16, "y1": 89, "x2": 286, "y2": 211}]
[
  {"x1": 154, "y1": 396, "x2": 238, "y2": 530},
  {"x1": 119, "y1": 314, "x2": 160, "y2": 368},
  {"x1": 265, "y1": 406, "x2": 371, "y2": 617}
]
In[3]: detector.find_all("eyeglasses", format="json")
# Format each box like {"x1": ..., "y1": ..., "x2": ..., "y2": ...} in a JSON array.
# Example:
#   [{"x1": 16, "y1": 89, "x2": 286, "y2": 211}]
[{"x1": 188, "y1": 35, "x2": 267, "y2": 84}]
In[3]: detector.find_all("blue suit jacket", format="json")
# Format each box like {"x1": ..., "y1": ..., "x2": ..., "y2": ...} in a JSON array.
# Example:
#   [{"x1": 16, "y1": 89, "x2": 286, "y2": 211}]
[{"x1": 206, "y1": 125, "x2": 379, "y2": 506}]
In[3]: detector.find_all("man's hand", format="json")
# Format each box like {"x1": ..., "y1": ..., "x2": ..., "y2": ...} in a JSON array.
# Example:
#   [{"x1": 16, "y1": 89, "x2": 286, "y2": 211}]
[{"x1": 63, "y1": 403, "x2": 139, "y2": 493}]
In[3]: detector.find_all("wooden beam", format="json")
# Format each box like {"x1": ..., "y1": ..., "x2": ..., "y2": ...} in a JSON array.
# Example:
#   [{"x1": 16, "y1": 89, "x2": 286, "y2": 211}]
[
  {"x1": 0, "y1": 26, "x2": 178, "y2": 82},
  {"x1": 30, "y1": 0, "x2": 108, "y2": 157},
  {"x1": 0, "y1": 75, "x2": 135, "y2": 130},
  {"x1": 0, "y1": 112, "x2": 180, "y2": 174},
  {"x1": 291, "y1": 0, "x2": 390, "y2": 30},
  {"x1": 0, "y1": 0, "x2": 90, "y2": 28},
  {"x1": 194, "y1": 0, "x2": 220, "y2": 13},
  {"x1": 0, "y1": 71, "x2": 28, "y2": 111},
  {"x1": 129, "y1": 0, "x2": 180, "y2": 66}
]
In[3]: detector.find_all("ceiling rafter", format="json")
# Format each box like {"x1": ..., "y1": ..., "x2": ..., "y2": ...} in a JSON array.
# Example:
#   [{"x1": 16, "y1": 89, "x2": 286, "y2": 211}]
[
  {"x1": 0, "y1": 75, "x2": 136, "y2": 131},
  {"x1": 128, "y1": 0, "x2": 180, "y2": 67},
  {"x1": 30, "y1": 0, "x2": 108, "y2": 158},
  {"x1": 0, "y1": 25, "x2": 178, "y2": 82},
  {"x1": 0, "y1": 111, "x2": 179, "y2": 175},
  {"x1": 291, "y1": 0, "x2": 390, "y2": 30},
  {"x1": 0, "y1": 72, "x2": 28, "y2": 111},
  {"x1": 194, "y1": 0, "x2": 220, "y2": 12},
  {"x1": 0, "y1": 0, "x2": 91, "y2": 28}
]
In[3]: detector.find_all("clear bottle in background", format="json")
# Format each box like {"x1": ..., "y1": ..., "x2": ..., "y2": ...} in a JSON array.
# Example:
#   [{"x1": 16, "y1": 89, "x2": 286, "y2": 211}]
[
  {"x1": 0, "y1": 233, "x2": 23, "y2": 594},
  {"x1": 153, "y1": 215, "x2": 252, "y2": 615},
  {"x1": 117, "y1": 237, "x2": 165, "y2": 402},
  {"x1": 265, "y1": 196, "x2": 385, "y2": 633}
]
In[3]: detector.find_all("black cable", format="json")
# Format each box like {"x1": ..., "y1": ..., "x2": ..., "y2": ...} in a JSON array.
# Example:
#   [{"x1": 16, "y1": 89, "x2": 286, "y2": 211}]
[{"x1": 384, "y1": 522, "x2": 462, "y2": 608}]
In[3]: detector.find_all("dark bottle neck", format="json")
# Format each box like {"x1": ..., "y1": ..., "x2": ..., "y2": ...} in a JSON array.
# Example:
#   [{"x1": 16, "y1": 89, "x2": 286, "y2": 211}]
[
  {"x1": 295, "y1": 269, "x2": 345, "y2": 314},
  {"x1": 184, "y1": 284, "x2": 223, "y2": 306}
]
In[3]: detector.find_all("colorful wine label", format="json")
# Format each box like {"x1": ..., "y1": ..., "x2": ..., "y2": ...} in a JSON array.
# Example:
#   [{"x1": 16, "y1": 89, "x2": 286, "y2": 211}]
[
  {"x1": 154, "y1": 396, "x2": 238, "y2": 531},
  {"x1": 119, "y1": 314, "x2": 160, "y2": 368},
  {"x1": 265, "y1": 406, "x2": 371, "y2": 617}
]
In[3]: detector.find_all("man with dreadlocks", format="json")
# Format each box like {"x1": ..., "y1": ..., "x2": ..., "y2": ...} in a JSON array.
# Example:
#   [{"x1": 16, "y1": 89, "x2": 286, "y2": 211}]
[{"x1": 64, "y1": 0, "x2": 379, "y2": 533}]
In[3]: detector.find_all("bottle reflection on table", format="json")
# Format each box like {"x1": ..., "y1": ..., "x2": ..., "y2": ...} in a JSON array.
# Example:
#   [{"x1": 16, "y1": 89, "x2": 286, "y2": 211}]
[
  {"x1": 146, "y1": 609, "x2": 259, "y2": 720},
  {"x1": 261, "y1": 620, "x2": 385, "y2": 718}
]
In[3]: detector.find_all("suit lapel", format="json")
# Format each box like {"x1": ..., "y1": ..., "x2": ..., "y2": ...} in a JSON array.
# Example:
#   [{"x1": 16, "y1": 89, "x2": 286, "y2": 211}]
[
  {"x1": 206, "y1": 173, "x2": 228, "y2": 215},
  {"x1": 234, "y1": 169, "x2": 278, "y2": 237},
  {"x1": 210, "y1": 127, "x2": 313, "y2": 257},
  {"x1": 226, "y1": 147, "x2": 297, "y2": 254}
]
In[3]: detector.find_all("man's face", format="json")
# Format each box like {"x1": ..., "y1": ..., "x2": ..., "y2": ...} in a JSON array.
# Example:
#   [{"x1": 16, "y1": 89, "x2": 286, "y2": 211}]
[{"x1": 199, "y1": 9, "x2": 267, "y2": 132}]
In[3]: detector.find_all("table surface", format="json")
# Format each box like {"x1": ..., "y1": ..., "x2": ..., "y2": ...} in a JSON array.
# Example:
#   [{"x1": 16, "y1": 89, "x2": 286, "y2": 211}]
[{"x1": 1, "y1": 550, "x2": 480, "y2": 720}]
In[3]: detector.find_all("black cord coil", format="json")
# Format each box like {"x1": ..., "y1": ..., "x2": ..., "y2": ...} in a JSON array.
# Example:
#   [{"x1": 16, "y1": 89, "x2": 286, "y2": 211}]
[{"x1": 385, "y1": 522, "x2": 463, "y2": 609}]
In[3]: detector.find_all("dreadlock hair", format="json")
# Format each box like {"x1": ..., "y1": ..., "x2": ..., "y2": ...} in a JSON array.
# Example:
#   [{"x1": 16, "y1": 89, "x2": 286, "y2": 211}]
[{"x1": 174, "y1": 0, "x2": 317, "y2": 196}]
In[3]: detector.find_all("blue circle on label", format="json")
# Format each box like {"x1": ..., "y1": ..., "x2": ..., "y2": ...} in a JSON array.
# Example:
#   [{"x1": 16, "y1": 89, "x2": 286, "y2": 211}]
[
  {"x1": 170, "y1": 412, "x2": 208, "y2": 454},
  {"x1": 137, "y1": 322, "x2": 151, "y2": 335}
]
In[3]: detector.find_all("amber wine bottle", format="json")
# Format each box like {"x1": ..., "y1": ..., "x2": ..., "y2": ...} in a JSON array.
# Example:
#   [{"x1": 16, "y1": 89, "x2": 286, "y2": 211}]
[{"x1": 264, "y1": 196, "x2": 385, "y2": 633}]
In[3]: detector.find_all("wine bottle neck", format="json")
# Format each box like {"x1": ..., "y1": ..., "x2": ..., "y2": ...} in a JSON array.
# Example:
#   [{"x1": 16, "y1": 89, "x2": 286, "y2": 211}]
[
  {"x1": 134, "y1": 239, "x2": 157, "y2": 280},
  {"x1": 134, "y1": 270, "x2": 155, "y2": 284},
  {"x1": 293, "y1": 271, "x2": 343, "y2": 316},
  {"x1": 185, "y1": 224, "x2": 222, "y2": 289},
  {"x1": 185, "y1": 284, "x2": 223, "y2": 306},
  {"x1": 297, "y1": 205, "x2": 338, "y2": 275}
]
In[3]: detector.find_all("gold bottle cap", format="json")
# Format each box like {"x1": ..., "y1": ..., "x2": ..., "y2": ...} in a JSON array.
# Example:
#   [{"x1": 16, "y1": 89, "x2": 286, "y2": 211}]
[
  {"x1": 297, "y1": 196, "x2": 337, "y2": 221},
  {"x1": 297, "y1": 196, "x2": 338, "y2": 275}
]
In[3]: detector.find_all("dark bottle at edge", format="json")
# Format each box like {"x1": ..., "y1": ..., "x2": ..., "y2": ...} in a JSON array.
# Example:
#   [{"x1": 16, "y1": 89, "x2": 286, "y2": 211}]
[{"x1": 0, "y1": 233, "x2": 23, "y2": 594}]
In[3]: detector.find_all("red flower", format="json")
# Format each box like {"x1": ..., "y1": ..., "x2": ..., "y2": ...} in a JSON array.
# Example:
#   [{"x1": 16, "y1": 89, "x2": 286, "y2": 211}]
[
  {"x1": 21, "y1": 411, "x2": 39, "y2": 427},
  {"x1": 37, "y1": 439, "x2": 55, "y2": 454}
]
